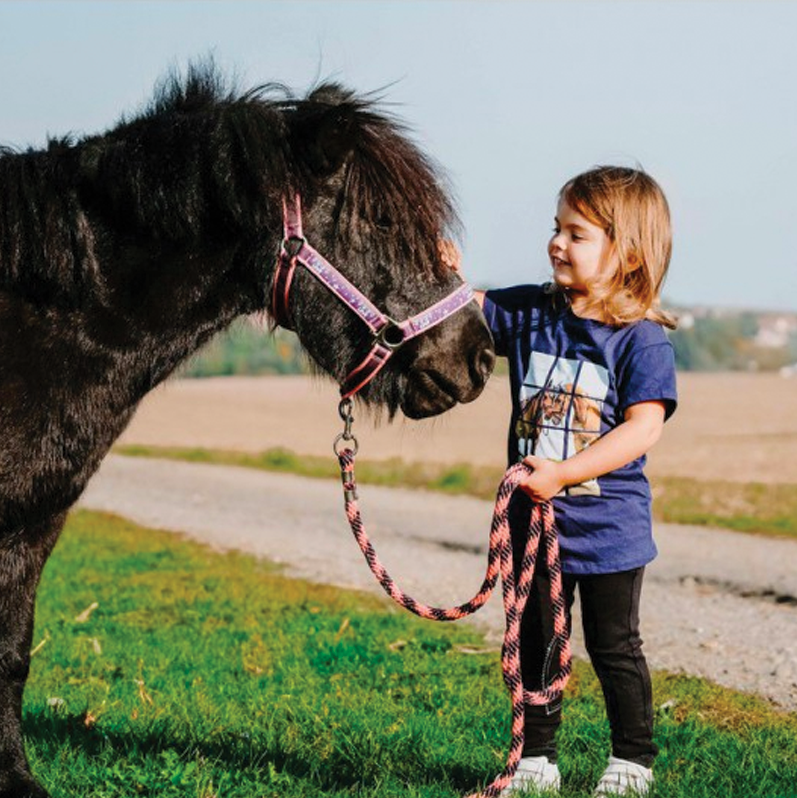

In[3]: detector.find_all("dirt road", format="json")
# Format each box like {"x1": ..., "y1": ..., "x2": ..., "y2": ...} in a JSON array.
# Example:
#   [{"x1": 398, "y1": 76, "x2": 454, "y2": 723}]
[{"x1": 79, "y1": 454, "x2": 797, "y2": 711}]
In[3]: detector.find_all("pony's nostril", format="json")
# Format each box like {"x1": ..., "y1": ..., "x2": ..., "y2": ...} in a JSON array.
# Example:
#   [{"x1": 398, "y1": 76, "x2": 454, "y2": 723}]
[{"x1": 472, "y1": 345, "x2": 496, "y2": 385}]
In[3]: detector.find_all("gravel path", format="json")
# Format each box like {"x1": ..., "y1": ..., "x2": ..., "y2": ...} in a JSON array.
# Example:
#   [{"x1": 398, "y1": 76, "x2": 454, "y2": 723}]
[{"x1": 78, "y1": 455, "x2": 797, "y2": 712}]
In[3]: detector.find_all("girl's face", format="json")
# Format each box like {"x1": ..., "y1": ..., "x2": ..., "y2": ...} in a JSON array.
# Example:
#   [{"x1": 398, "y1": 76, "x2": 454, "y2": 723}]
[{"x1": 548, "y1": 199, "x2": 617, "y2": 298}]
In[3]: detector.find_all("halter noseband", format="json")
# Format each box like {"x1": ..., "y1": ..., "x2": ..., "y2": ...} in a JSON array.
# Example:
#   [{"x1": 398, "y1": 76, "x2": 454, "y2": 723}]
[{"x1": 271, "y1": 194, "x2": 475, "y2": 400}]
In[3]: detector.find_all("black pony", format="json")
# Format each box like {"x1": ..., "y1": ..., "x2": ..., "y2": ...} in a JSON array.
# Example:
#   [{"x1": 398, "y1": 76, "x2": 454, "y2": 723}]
[{"x1": 0, "y1": 64, "x2": 494, "y2": 797}]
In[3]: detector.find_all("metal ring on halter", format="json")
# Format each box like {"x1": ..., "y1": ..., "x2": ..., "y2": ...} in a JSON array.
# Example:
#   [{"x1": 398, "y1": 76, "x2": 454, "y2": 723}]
[
  {"x1": 282, "y1": 236, "x2": 305, "y2": 258},
  {"x1": 373, "y1": 319, "x2": 406, "y2": 351}
]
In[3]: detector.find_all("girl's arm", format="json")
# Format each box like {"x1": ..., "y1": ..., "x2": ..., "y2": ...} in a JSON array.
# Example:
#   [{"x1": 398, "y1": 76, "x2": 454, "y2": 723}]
[{"x1": 519, "y1": 400, "x2": 666, "y2": 502}]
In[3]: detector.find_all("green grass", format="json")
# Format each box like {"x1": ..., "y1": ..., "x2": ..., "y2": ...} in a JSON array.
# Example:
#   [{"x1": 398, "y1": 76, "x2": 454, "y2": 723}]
[
  {"x1": 653, "y1": 476, "x2": 797, "y2": 539},
  {"x1": 26, "y1": 511, "x2": 797, "y2": 797},
  {"x1": 116, "y1": 444, "x2": 797, "y2": 540}
]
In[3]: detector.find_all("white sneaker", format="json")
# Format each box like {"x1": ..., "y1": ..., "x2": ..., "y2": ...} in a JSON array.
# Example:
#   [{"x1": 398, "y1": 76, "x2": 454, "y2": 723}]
[
  {"x1": 593, "y1": 756, "x2": 653, "y2": 796},
  {"x1": 499, "y1": 756, "x2": 561, "y2": 795}
]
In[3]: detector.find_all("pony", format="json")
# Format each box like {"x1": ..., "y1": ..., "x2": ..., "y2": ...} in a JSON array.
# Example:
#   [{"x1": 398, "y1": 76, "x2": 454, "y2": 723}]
[{"x1": 0, "y1": 63, "x2": 494, "y2": 797}]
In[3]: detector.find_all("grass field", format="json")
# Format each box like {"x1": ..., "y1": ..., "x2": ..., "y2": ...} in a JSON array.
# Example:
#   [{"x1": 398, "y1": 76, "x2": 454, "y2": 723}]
[{"x1": 27, "y1": 511, "x2": 797, "y2": 797}]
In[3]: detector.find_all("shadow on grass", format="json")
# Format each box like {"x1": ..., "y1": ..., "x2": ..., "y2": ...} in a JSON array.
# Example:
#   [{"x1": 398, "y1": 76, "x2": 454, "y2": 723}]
[{"x1": 24, "y1": 709, "x2": 493, "y2": 795}]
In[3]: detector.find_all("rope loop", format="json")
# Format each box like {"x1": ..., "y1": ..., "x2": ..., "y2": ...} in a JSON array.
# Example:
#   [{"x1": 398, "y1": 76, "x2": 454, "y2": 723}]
[{"x1": 337, "y1": 448, "x2": 572, "y2": 798}]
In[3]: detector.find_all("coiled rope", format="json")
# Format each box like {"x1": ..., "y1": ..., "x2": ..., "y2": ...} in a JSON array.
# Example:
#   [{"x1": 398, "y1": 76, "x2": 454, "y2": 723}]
[{"x1": 337, "y1": 446, "x2": 572, "y2": 798}]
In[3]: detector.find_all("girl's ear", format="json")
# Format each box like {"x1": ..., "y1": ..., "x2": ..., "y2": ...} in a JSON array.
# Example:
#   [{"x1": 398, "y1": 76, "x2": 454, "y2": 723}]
[
  {"x1": 289, "y1": 104, "x2": 357, "y2": 177},
  {"x1": 626, "y1": 251, "x2": 643, "y2": 272}
]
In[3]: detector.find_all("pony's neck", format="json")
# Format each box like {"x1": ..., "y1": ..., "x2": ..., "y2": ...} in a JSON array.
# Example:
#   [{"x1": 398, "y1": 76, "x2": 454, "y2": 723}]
[
  {"x1": 121, "y1": 244, "x2": 273, "y2": 388},
  {"x1": 0, "y1": 128, "x2": 282, "y2": 373}
]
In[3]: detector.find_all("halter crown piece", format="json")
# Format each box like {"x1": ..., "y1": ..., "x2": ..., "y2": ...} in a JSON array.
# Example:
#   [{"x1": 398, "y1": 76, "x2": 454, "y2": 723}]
[{"x1": 271, "y1": 194, "x2": 476, "y2": 400}]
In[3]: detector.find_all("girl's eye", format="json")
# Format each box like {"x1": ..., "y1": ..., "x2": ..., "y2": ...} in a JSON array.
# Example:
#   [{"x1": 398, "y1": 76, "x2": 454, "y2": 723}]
[{"x1": 571, "y1": 233, "x2": 583, "y2": 241}]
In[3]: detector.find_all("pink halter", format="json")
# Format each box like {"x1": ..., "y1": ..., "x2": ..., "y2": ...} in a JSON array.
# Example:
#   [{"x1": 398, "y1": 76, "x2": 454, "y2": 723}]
[{"x1": 271, "y1": 194, "x2": 475, "y2": 400}]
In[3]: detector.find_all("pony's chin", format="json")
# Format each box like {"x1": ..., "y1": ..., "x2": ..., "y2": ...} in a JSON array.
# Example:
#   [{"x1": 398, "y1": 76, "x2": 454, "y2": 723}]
[{"x1": 400, "y1": 370, "x2": 459, "y2": 419}]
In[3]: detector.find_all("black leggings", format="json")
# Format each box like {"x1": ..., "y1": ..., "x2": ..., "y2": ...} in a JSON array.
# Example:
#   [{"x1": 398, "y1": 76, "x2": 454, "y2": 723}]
[{"x1": 511, "y1": 506, "x2": 657, "y2": 767}]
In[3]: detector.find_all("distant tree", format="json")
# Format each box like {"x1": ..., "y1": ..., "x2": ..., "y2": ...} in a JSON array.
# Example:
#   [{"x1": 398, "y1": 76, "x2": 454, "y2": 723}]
[
  {"x1": 178, "y1": 319, "x2": 309, "y2": 377},
  {"x1": 738, "y1": 312, "x2": 759, "y2": 339},
  {"x1": 181, "y1": 309, "x2": 794, "y2": 377},
  {"x1": 670, "y1": 311, "x2": 794, "y2": 372}
]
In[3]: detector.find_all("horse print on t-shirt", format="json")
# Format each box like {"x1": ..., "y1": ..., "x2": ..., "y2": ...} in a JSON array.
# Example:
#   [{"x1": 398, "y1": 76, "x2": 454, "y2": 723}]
[{"x1": 515, "y1": 352, "x2": 609, "y2": 496}]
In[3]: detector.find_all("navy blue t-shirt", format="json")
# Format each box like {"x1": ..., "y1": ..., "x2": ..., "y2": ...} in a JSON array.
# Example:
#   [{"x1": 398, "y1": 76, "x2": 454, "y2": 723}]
[{"x1": 483, "y1": 284, "x2": 678, "y2": 575}]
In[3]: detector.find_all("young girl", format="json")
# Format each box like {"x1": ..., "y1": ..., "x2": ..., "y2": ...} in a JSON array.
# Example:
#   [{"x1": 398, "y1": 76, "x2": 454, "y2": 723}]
[{"x1": 455, "y1": 166, "x2": 677, "y2": 796}]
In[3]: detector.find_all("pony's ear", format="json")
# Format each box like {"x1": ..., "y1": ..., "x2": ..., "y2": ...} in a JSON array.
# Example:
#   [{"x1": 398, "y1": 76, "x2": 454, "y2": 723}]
[{"x1": 289, "y1": 104, "x2": 357, "y2": 177}]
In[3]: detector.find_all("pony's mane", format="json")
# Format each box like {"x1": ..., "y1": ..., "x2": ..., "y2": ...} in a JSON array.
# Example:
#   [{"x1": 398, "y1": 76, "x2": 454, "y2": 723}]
[
  {"x1": 0, "y1": 62, "x2": 458, "y2": 305},
  {"x1": 0, "y1": 138, "x2": 91, "y2": 307},
  {"x1": 292, "y1": 82, "x2": 459, "y2": 280},
  {"x1": 147, "y1": 65, "x2": 459, "y2": 267}
]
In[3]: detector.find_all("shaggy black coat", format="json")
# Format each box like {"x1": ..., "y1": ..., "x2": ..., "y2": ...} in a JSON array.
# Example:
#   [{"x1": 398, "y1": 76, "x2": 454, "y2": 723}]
[{"x1": 0, "y1": 64, "x2": 493, "y2": 796}]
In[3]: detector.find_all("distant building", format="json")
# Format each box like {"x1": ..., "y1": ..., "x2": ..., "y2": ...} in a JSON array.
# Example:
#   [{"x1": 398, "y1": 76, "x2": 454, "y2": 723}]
[
  {"x1": 755, "y1": 315, "x2": 797, "y2": 349},
  {"x1": 780, "y1": 363, "x2": 797, "y2": 378}
]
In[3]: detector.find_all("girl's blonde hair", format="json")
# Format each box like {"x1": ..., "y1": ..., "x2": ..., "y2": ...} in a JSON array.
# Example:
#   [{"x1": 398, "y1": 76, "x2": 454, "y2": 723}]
[{"x1": 556, "y1": 166, "x2": 677, "y2": 329}]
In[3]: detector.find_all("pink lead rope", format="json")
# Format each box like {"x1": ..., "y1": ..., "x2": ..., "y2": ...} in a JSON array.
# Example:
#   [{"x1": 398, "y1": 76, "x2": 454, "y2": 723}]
[
  {"x1": 336, "y1": 442, "x2": 572, "y2": 798},
  {"x1": 278, "y1": 188, "x2": 573, "y2": 794}
]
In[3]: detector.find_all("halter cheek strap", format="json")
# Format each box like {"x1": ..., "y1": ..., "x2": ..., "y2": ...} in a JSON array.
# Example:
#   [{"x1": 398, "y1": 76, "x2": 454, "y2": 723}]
[{"x1": 271, "y1": 194, "x2": 475, "y2": 400}]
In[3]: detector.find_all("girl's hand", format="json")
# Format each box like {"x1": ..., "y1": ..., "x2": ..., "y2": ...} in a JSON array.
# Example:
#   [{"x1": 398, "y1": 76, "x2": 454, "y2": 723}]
[
  {"x1": 438, "y1": 239, "x2": 462, "y2": 274},
  {"x1": 437, "y1": 240, "x2": 486, "y2": 308},
  {"x1": 519, "y1": 455, "x2": 566, "y2": 502}
]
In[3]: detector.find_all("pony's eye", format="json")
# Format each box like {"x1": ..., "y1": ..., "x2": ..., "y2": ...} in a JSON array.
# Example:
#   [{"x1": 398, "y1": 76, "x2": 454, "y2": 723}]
[{"x1": 366, "y1": 204, "x2": 393, "y2": 230}]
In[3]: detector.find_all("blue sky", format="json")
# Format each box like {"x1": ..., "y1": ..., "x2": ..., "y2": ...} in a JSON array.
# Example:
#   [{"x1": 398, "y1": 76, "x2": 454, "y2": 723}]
[{"x1": 1, "y1": 1, "x2": 795, "y2": 311}]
